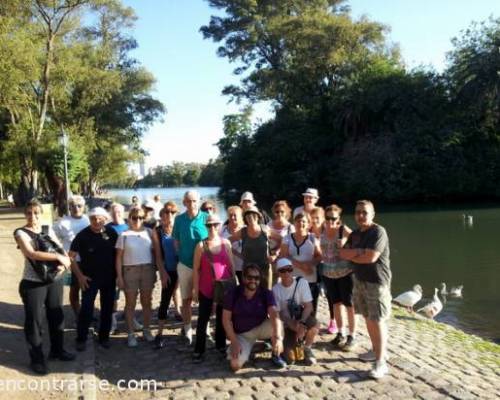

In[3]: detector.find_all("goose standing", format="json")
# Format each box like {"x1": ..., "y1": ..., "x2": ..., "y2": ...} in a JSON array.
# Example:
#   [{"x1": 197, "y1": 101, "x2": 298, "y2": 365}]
[
  {"x1": 417, "y1": 288, "x2": 443, "y2": 319},
  {"x1": 449, "y1": 285, "x2": 463, "y2": 298},
  {"x1": 393, "y1": 284, "x2": 423, "y2": 312},
  {"x1": 439, "y1": 282, "x2": 448, "y2": 296}
]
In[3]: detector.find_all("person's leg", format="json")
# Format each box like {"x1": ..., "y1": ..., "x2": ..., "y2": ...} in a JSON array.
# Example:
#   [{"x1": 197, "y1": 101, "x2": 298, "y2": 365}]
[
  {"x1": 45, "y1": 279, "x2": 65, "y2": 355},
  {"x1": 214, "y1": 303, "x2": 226, "y2": 351},
  {"x1": 69, "y1": 272, "x2": 80, "y2": 317},
  {"x1": 323, "y1": 276, "x2": 336, "y2": 324},
  {"x1": 124, "y1": 290, "x2": 138, "y2": 333},
  {"x1": 178, "y1": 263, "x2": 194, "y2": 336},
  {"x1": 139, "y1": 289, "x2": 153, "y2": 329},
  {"x1": 308, "y1": 282, "x2": 320, "y2": 317},
  {"x1": 76, "y1": 281, "x2": 99, "y2": 343},
  {"x1": 365, "y1": 319, "x2": 385, "y2": 360},
  {"x1": 173, "y1": 280, "x2": 182, "y2": 317},
  {"x1": 98, "y1": 284, "x2": 115, "y2": 343},
  {"x1": 194, "y1": 293, "x2": 212, "y2": 355},
  {"x1": 19, "y1": 280, "x2": 47, "y2": 367}
]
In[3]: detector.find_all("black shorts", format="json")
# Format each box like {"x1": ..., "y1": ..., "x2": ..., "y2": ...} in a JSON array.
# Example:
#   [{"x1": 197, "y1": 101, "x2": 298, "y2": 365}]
[{"x1": 323, "y1": 274, "x2": 353, "y2": 307}]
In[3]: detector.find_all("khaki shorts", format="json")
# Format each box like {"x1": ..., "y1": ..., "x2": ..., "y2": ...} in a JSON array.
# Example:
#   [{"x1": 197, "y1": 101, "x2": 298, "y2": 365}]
[
  {"x1": 177, "y1": 262, "x2": 194, "y2": 300},
  {"x1": 352, "y1": 276, "x2": 391, "y2": 321},
  {"x1": 228, "y1": 319, "x2": 284, "y2": 368},
  {"x1": 123, "y1": 264, "x2": 157, "y2": 292}
]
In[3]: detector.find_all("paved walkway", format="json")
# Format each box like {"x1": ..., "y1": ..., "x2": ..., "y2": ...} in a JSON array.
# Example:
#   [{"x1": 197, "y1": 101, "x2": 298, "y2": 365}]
[{"x1": 0, "y1": 209, "x2": 499, "y2": 399}]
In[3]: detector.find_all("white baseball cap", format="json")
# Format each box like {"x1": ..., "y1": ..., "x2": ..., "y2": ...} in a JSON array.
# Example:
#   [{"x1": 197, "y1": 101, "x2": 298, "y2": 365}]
[
  {"x1": 88, "y1": 207, "x2": 109, "y2": 218},
  {"x1": 276, "y1": 258, "x2": 293, "y2": 270}
]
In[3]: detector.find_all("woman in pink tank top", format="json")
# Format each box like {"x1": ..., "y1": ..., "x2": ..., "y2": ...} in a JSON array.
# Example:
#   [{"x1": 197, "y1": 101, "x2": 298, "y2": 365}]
[{"x1": 192, "y1": 214, "x2": 235, "y2": 363}]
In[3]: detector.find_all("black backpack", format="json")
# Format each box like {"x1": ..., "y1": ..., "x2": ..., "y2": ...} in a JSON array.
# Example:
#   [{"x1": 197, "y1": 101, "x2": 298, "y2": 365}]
[{"x1": 15, "y1": 225, "x2": 65, "y2": 283}]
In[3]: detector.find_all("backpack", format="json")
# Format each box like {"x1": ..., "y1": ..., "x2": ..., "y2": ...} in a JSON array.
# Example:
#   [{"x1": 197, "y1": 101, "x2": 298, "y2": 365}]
[{"x1": 15, "y1": 226, "x2": 65, "y2": 283}]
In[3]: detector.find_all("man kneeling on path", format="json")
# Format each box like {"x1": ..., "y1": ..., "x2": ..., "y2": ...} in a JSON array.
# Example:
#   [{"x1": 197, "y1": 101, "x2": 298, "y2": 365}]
[
  {"x1": 223, "y1": 264, "x2": 287, "y2": 371},
  {"x1": 272, "y1": 258, "x2": 319, "y2": 365}
]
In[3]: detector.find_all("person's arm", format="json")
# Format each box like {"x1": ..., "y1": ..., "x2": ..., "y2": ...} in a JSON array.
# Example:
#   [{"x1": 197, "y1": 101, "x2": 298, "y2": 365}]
[
  {"x1": 152, "y1": 229, "x2": 168, "y2": 288},
  {"x1": 15, "y1": 232, "x2": 70, "y2": 268},
  {"x1": 268, "y1": 305, "x2": 284, "y2": 355},
  {"x1": 339, "y1": 227, "x2": 384, "y2": 264},
  {"x1": 228, "y1": 229, "x2": 242, "y2": 242},
  {"x1": 192, "y1": 242, "x2": 203, "y2": 303},
  {"x1": 115, "y1": 239, "x2": 125, "y2": 289},
  {"x1": 223, "y1": 239, "x2": 235, "y2": 276},
  {"x1": 68, "y1": 249, "x2": 91, "y2": 290},
  {"x1": 279, "y1": 240, "x2": 289, "y2": 258},
  {"x1": 223, "y1": 309, "x2": 241, "y2": 359}
]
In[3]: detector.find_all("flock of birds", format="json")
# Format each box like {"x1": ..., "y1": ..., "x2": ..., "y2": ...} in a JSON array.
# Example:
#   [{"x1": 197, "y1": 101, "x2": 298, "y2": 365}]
[{"x1": 393, "y1": 282, "x2": 464, "y2": 319}]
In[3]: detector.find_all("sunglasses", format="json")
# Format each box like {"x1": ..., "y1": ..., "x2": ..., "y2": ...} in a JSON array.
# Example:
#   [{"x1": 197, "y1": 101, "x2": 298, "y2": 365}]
[
  {"x1": 206, "y1": 224, "x2": 219, "y2": 228},
  {"x1": 164, "y1": 210, "x2": 176, "y2": 215},
  {"x1": 278, "y1": 267, "x2": 293, "y2": 273},
  {"x1": 131, "y1": 216, "x2": 144, "y2": 221},
  {"x1": 71, "y1": 204, "x2": 84, "y2": 208},
  {"x1": 325, "y1": 216, "x2": 339, "y2": 221},
  {"x1": 205, "y1": 207, "x2": 214, "y2": 211},
  {"x1": 245, "y1": 274, "x2": 260, "y2": 281}
]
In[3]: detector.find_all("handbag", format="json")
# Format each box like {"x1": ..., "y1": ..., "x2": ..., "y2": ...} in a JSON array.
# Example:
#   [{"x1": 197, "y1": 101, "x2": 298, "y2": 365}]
[
  {"x1": 15, "y1": 226, "x2": 65, "y2": 283},
  {"x1": 203, "y1": 240, "x2": 237, "y2": 304}
]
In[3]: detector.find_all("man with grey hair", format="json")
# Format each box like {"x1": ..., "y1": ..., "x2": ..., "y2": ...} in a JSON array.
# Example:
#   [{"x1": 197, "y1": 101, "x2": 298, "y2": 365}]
[
  {"x1": 53, "y1": 195, "x2": 90, "y2": 318},
  {"x1": 172, "y1": 190, "x2": 208, "y2": 344}
]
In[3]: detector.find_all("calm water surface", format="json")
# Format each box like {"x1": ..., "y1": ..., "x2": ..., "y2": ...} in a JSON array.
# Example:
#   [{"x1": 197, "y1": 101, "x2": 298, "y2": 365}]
[{"x1": 107, "y1": 188, "x2": 500, "y2": 342}]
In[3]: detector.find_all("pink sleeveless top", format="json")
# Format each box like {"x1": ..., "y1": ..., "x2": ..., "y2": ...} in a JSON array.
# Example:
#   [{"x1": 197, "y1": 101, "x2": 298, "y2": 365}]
[{"x1": 199, "y1": 243, "x2": 232, "y2": 299}]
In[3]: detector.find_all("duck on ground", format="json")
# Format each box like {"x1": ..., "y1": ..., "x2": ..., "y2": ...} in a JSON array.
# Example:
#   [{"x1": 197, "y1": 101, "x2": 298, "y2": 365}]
[
  {"x1": 439, "y1": 282, "x2": 448, "y2": 296},
  {"x1": 393, "y1": 284, "x2": 423, "y2": 312},
  {"x1": 417, "y1": 288, "x2": 443, "y2": 319}
]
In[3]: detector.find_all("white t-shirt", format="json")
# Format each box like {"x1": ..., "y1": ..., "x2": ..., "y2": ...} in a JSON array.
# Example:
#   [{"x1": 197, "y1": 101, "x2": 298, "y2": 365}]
[
  {"x1": 272, "y1": 278, "x2": 313, "y2": 320},
  {"x1": 15, "y1": 227, "x2": 61, "y2": 282},
  {"x1": 53, "y1": 215, "x2": 90, "y2": 252},
  {"x1": 116, "y1": 229, "x2": 153, "y2": 266},
  {"x1": 283, "y1": 233, "x2": 318, "y2": 283},
  {"x1": 151, "y1": 201, "x2": 163, "y2": 219}
]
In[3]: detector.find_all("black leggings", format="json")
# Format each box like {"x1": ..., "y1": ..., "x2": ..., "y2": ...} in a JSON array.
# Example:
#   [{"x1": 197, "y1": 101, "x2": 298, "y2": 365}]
[
  {"x1": 194, "y1": 292, "x2": 225, "y2": 354},
  {"x1": 158, "y1": 271, "x2": 178, "y2": 320},
  {"x1": 19, "y1": 279, "x2": 65, "y2": 362}
]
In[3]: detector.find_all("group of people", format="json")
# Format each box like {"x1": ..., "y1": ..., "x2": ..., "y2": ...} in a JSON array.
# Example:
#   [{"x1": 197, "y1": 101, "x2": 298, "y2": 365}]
[{"x1": 14, "y1": 188, "x2": 391, "y2": 380}]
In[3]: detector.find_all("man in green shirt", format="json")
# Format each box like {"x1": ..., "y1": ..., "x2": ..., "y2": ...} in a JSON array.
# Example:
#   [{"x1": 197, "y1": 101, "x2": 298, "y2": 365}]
[{"x1": 172, "y1": 190, "x2": 208, "y2": 344}]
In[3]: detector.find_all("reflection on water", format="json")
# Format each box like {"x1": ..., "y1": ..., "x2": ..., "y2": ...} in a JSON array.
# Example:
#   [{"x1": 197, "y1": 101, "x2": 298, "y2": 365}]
[{"x1": 107, "y1": 188, "x2": 500, "y2": 342}]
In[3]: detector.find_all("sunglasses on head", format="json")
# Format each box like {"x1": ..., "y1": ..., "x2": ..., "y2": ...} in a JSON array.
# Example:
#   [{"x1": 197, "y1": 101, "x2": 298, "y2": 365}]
[
  {"x1": 278, "y1": 267, "x2": 293, "y2": 273},
  {"x1": 245, "y1": 274, "x2": 260, "y2": 281},
  {"x1": 131, "y1": 216, "x2": 144, "y2": 221},
  {"x1": 325, "y1": 216, "x2": 339, "y2": 221}
]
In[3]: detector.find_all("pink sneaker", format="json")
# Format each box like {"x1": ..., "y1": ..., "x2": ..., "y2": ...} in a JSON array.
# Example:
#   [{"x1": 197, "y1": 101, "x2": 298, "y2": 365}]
[{"x1": 327, "y1": 320, "x2": 337, "y2": 334}]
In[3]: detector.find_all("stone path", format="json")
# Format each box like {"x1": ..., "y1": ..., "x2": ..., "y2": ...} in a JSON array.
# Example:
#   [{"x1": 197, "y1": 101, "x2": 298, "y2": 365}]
[{"x1": 0, "y1": 209, "x2": 499, "y2": 399}]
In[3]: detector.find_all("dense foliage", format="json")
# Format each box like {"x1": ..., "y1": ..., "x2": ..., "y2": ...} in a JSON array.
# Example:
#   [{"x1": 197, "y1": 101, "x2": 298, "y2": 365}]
[
  {"x1": 0, "y1": 0, "x2": 165, "y2": 209},
  {"x1": 203, "y1": 1, "x2": 500, "y2": 205}
]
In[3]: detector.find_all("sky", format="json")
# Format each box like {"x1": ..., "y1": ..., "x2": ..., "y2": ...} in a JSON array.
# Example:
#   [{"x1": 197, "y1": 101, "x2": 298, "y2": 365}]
[{"x1": 122, "y1": 0, "x2": 499, "y2": 170}]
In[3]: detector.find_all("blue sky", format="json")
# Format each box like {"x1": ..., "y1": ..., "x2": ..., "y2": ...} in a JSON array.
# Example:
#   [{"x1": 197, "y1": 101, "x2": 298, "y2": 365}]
[{"x1": 122, "y1": 0, "x2": 499, "y2": 169}]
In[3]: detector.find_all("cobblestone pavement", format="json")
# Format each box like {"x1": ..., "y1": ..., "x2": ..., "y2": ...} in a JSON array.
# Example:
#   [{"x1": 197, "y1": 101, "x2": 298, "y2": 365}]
[{"x1": 1, "y1": 210, "x2": 499, "y2": 399}]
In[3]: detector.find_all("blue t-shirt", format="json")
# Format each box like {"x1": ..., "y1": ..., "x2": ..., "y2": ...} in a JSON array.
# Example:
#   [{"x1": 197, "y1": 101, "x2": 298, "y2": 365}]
[
  {"x1": 106, "y1": 222, "x2": 129, "y2": 235},
  {"x1": 172, "y1": 211, "x2": 208, "y2": 268},
  {"x1": 159, "y1": 230, "x2": 178, "y2": 271}
]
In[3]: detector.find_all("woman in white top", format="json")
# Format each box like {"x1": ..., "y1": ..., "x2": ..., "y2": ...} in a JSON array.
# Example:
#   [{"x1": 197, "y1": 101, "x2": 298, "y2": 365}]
[
  {"x1": 267, "y1": 200, "x2": 294, "y2": 257},
  {"x1": 280, "y1": 212, "x2": 322, "y2": 315},
  {"x1": 221, "y1": 205, "x2": 244, "y2": 283},
  {"x1": 116, "y1": 206, "x2": 166, "y2": 347},
  {"x1": 15, "y1": 199, "x2": 74, "y2": 374}
]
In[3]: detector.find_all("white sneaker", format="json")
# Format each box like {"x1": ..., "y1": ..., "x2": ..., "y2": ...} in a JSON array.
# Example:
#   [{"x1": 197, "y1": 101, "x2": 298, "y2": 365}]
[
  {"x1": 143, "y1": 329, "x2": 154, "y2": 342},
  {"x1": 110, "y1": 313, "x2": 118, "y2": 334},
  {"x1": 185, "y1": 327, "x2": 193, "y2": 345},
  {"x1": 127, "y1": 333, "x2": 138, "y2": 348},
  {"x1": 133, "y1": 318, "x2": 143, "y2": 331},
  {"x1": 359, "y1": 350, "x2": 376, "y2": 362},
  {"x1": 369, "y1": 360, "x2": 389, "y2": 379}
]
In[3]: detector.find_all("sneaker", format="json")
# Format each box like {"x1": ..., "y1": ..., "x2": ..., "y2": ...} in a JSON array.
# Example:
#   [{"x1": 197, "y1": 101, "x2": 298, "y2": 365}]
[
  {"x1": 271, "y1": 354, "x2": 287, "y2": 369},
  {"x1": 303, "y1": 347, "x2": 317, "y2": 365},
  {"x1": 127, "y1": 333, "x2": 138, "y2": 348},
  {"x1": 342, "y1": 335, "x2": 356, "y2": 352},
  {"x1": 30, "y1": 361, "x2": 48, "y2": 375},
  {"x1": 133, "y1": 318, "x2": 143, "y2": 331},
  {"x1": 143, "y1": 329, "x2": 154, "y2": 342},
  {"x1": 369, "y1": 360, "x2": 389, "y2": 379},
  {"x1": 359, "y1": 350, "x2": 376, "y2": 362},
  {"x1": 330, "y1": 333, "x2": 344, "y2": 348},
  {"x1": 154, "y1": 334, "x2": 165, "y2": 349},
  {"x1": 110, "y1": 312, "x2": 118, "y2": 334},
  {"x1": 327, "y1": 320, "x2": 337, "y2": 334},
  {"x1": 192, "y1": 352, "x2": 205, "y2": 364},
  {"x1": 185, "y1": 327, "x2": 193, "y2": 345}
]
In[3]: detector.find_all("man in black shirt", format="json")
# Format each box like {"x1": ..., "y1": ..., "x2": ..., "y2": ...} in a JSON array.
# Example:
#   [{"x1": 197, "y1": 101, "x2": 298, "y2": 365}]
[
  {"x1": 69, "y1": 207, "x2": 118, "y2": 350},
  {"x1": 339, "y1": 200, "x2": 391, "y2": 380}
]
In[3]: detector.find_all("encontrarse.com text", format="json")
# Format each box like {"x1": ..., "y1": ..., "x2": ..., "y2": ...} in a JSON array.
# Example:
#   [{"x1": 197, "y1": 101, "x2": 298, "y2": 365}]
[{"x1": 0, "y1": 378, "x2": 158, "y2": 392}]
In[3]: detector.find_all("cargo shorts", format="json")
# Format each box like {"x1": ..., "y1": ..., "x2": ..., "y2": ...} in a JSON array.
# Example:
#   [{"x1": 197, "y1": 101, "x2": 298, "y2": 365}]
[{"x1": 352, "y1": 276, "x2": 392, "y2": 321}]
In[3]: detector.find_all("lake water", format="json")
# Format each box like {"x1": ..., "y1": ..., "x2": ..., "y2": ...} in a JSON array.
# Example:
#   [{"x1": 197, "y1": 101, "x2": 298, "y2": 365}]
[{"x1": 107, "y1": 187, "x2": 500, "y2": 342}]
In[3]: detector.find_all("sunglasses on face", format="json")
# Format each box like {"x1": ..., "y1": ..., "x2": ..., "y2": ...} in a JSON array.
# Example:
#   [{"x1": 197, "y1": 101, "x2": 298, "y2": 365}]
[
  {"x1": 164, "y1": 210, "x2": 176, "y2": 215},
  {"x1": 278, "y1": 267, "x2": 293, "y2": 273},
  {"x1": 131, "y1": 216, "x2": 144, "y2": 221},
  {"x1": 205, "y1": 207, "x2": 214, "y2": 211},
  {"x1": 245, "y1": 274, "x2": 260, "y2": 281},
  {"x1": 71, "y1": 204, "x2": 84, "y2": 208},
  {"x1": 325, "y1": 216, "x2": 339, "y2": 221},
  {"x1": 206, "y1": 224, "x2": 219, "y2": 228}
]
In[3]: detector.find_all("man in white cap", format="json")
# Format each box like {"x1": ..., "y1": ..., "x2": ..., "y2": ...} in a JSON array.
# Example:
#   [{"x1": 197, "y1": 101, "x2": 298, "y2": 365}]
[
  {"x1": 272, "y1": 258, "x2": 320, "y2": 365},
  {"x1": 293, "y1": 188, "x2": 320, "y2": 218},
  {"x1": 69, "y1": 207, "x2": 118, "y2": 350},
  {"x1": 53, "y1": 195, "x2": 90, "y2": 318}
]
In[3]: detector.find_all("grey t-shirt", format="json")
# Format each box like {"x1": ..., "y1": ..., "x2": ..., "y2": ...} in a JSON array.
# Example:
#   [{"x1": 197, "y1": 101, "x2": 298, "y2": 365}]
[{"x1": 346, "y1": 224, "x2": 391, "y2": 286}]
